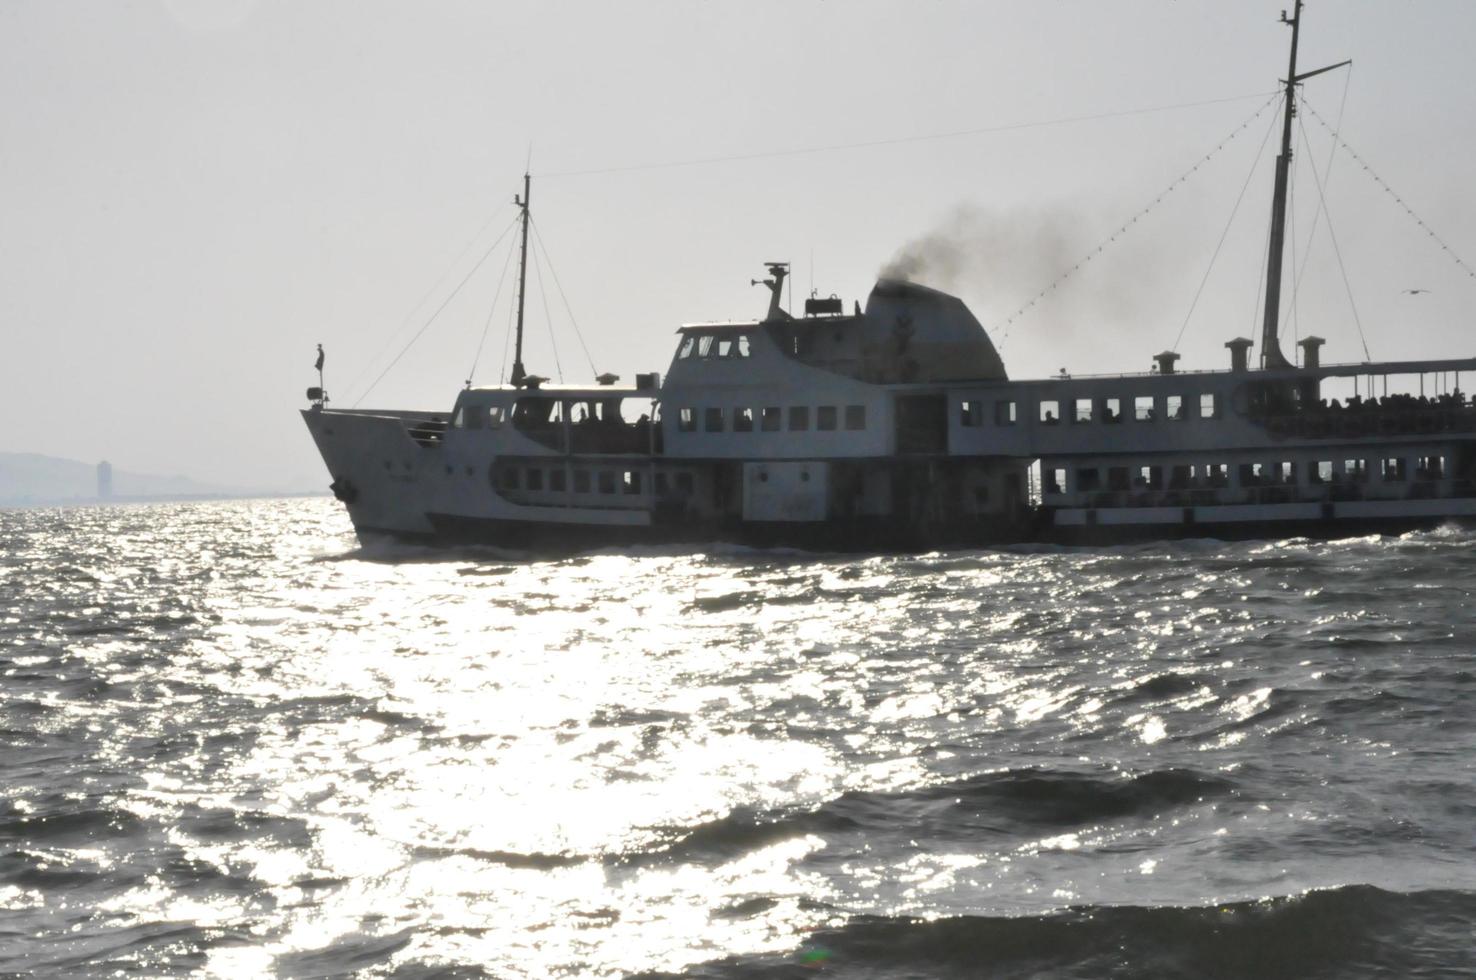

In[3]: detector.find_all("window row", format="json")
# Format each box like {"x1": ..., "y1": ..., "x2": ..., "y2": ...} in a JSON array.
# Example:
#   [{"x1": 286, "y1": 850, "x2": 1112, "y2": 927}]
[
  {"x1": 497, "y1": 465, "x2": 695, "y2": 497},
  {"x1": 959, "y1": 394, "x2": 1220, "y2": 428},
  {"x1": 1045, "y1": 455, "x2": 1448, "y2": 494},
  {"x1": 676, "y1": 404, "x2": 866, "y2": 434},
  {"x1": 676, "y1": 333, "x2": 752, "y2": 359}
]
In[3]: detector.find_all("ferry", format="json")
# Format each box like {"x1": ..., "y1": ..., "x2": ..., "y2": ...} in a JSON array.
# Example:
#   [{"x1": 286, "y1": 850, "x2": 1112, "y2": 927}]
[{"x1": 302, "y1": 0, "x2": 1476, "y2": 550}]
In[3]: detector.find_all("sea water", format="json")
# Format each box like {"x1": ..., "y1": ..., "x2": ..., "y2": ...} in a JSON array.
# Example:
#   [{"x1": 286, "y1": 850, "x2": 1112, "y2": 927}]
[{"x1": 2, "y1": 498, "x2": 1473, "y2": 978}]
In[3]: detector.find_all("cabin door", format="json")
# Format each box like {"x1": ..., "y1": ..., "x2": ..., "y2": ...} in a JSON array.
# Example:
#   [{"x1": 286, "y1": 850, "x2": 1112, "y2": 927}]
[{"x1": 895, "y1": 395, "x2": 948, "y2": 454}]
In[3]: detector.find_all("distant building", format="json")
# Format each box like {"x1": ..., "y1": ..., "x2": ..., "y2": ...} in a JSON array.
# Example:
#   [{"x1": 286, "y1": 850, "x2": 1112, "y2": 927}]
[{"x1": 97, "y1": 460, "x2": 112, "y2": 499}]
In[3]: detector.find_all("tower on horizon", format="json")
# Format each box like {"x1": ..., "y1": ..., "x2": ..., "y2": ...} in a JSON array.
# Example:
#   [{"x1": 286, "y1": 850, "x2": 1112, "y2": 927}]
[{"x1": 97, "y1": 460, "x2": 113, "y2": 500}]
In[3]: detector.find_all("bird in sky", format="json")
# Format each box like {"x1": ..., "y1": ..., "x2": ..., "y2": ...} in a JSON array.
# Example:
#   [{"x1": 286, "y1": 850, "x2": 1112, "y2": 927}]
[{"x1": 1404, "y1": 288, "x2": 1431, "y2": 295}]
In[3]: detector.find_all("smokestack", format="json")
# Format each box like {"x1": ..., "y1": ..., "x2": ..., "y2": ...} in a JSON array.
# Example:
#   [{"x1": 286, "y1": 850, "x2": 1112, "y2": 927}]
[
  {"x1": 1298, "y1": 336, "x2": 1325, "y2": 370},
  {"x1": 1225, "y1": 337, "x2": 1253, "y2": 373}
]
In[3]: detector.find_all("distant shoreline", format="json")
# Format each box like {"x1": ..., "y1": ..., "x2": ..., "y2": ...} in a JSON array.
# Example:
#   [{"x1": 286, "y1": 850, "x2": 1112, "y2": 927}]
[{"x1": 0, "y1": 491, "x2": 331, "y2": 510}]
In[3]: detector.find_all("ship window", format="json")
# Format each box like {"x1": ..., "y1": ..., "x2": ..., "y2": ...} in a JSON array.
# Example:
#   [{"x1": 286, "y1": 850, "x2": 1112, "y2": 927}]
[
  {"x1": 1343, "y1": 459, "x2": 1367, "y2": 482},
  {"x1": 845, "y1": 405, "x2": 866, "y2": 430},
  {"x1": 526, "y1": 468, "x2": 544, "y2": 491},
  {"x1": 1312, "y1": 461, "x2": 1332, "y2": 484},
  {"x1": 817, "y1": 406, "x2": 838, "y2": 431},
  {"x1": 734, "y1": 407, "x2": 754, "y2": 432},
  {"x1": 1103, "y1": 397, "x2": 1122, "y2": 423},
  {"x1": 704, "y1": 407, "x2": 724, "y2": 432},
  {"x1": 1108, "y1": 466, "x2": 1130, "y2": 491},
  {"x1": 574, "y1": 469, "x2": 591, "y2": 493},
  {"x1": 455, "y1": 406, "x2": 475, "y2": 429},
  {"x1": 677, "y1": 335, "x2": 696, "y2": 359},
  {"x1": 1073, "y1": 398, "x2": 1093, "y2": 423},
  {"x1": 761, "y1": 407, "x2": 782, "y2": 432},
  {"x1": 736, "y1": 334, "x2": 751, "y2": 357},
  {"x1": 550, "y1": 469, "x2": 567, "y2": 492},
  {"x1": 1381, "y1": 457, "x2": 1406, "y2": 482},
  {"x1": 489, "y1": 405, "x2": 507, "y2": 428},
  {"x1": 1239, "y1": 462, "x2": 1267, "y2": 486},
  {"x1": 623, "y1": 470, "x2": 642, "y2": 494},
  {"x1": 697, "y1": 336, "x2": 716, "y2": 357},
  {"x1": 1076, "y1": 467, "x2": 1101, "y2": 491},
  {"x1": 1046, "y1": 468, "x2": 1066, "y2": 494},
  {"x1": 1039, "y1": 400, "x2": 1061, "y2": 424},
  {"x1": 995, "y1": 400, "x2": 1017, "y2": 425},
  {"x1": 1169, "y1": 464, "x2": 1194, "y2": 488},
  {"x1": 655, "y1": 473, "x2": 668, "y2": 495},
  {"x1": 1205, "y1": 463, "x2": 1229, "y2": 487},
  {"x1": 598, "y1": 471, "x2": 616, "y2": 494},
  {"x1": 789, "y1": 406, "x2": 810, "y2": 431},
  {"x1": 716, "y1": 338, "x2": 735, "y2": 357},
  {"x1": 678, "y1": 408, "x2": 696, "y2": 432},
  {"x1": 1135, "y1": 396, "x2": 1155, "y2": 421},
  {"x1": 1417, "y1": 455, "x2": 1446, "y2": 480},
  {"x1": 1200, "y1": 393, "x2": 1218, "y2": 419},
  {"x1": 961, "y1": 400, "x2": 981, "y2": 426},
  {"x1": 500, "y1": 468, "x2": 520, "y2": 490},
  {"x1": 1167, "y1": 395, "x2": 1185, "y2": 421},
  {"x1": 675, "y1": 472, "x2": 694, "y2": 495},
  {"x1": 1278, "y1": 461, "x2": 1295, "y2": 484}
]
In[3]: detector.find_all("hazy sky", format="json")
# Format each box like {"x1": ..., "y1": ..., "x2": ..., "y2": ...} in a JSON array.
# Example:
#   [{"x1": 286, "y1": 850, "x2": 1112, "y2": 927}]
[{"x1": 4, "y1": 0, "x2": 1474, "y2": 490}]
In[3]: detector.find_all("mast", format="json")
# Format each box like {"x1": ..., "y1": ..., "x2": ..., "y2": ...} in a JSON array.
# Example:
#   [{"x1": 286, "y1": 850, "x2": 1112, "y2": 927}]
[
  {"x1": 1258, "y1": 1, "x2": 1302, "y2": 370},
  {"x1": 1259, "y1": 1, "x2": 1350, "y2": 371},
  {"x1": 510, "y1": 172, "x2": 531, "y2": 386}
]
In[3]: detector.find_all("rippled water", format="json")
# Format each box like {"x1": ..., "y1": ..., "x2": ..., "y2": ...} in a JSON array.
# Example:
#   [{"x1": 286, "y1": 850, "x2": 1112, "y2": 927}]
[{"x1": 2, "y1": 498, "x2": 1474, "y2": 978}]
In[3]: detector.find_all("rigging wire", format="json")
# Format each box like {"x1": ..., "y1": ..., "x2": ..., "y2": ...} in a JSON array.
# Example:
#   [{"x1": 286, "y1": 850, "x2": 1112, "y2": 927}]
[
  {"x1": 530, "y1": 243, "x2": 564, "y2": 383},
  {"x1": 342, "y1": 206, "x2": 517, "y2": 404},
  {"x1": 1297, "y1": 106, "x2": 1372, "y2": 361},
  {"x1": 1302, "y1": 97, "x2": 1476, "y2": 283},
  {"x1": 1170, "y1": 97, "x2": 1283, "y2": 353},
  {"x1": 352, "y1": 214, "x2": 522, "y2": 407},
  {"x1": 537, "y1": 92, "x2": 1278, "y2": 178},
  {"x1": 529, "y1": 217, "x2": 599, "y2": 379},
  {"x1": 466, "y1": 231, "x2": 520, "y2": 386},
  {"x1": 994, "y1": 92, "x2": 1280, "y2": 346},
  {"x1": 1288, "y1": 66, "x2": 1353, "y2": 304}
]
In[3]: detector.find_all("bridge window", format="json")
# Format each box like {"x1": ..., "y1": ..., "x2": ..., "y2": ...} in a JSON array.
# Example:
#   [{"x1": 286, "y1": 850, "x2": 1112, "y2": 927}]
[
  {"x1": 1039, "y1": 400, "x2": 1060, "y2": 424},
  {"x1": 845, "y1": 405, "x2": 866, "y2": 430},
  {"x1": 995, "y1": 400, "x2": 1017, "y2": 425},
  {"x1": 1167, "y1": 395, "x2": 1185, "y2": 420},
  {"x1": 677, "y1": 336, "x2": 697, "y2": 359},
  {"x1": 1073, "y1": 398, "x2": 1093, "y2": 423},
  {"x1": 817, "y1": 406, "x2": 838, "y2": 431},
  {"x1": 678, "y1": 408, "x2": 696, "y2": 432},
  {"x1": 1135, "y1": 396, "x2": 1155, "y2": 421},
  {"x1": 761, "y1": 407, "x2": 782, "y2": 432},
  {"x1": 734, "y1": 407, "x2": 754, "y2": 432},
  {"x1": 789, "y1": 406, "x2": 810, "y2": 431},
  {"x1": 704, "y1": 407, "x2": 724, "y2": 432},
  {"x1": 1200, "y1": 393, "x2": 1218, "y2": 419},
  {"x1": 697, "y1": 336, "x2": 716, "y2": 357},
  {"x1": 1103, "y1": 397, "x2": 1122, "y2": 423}
]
